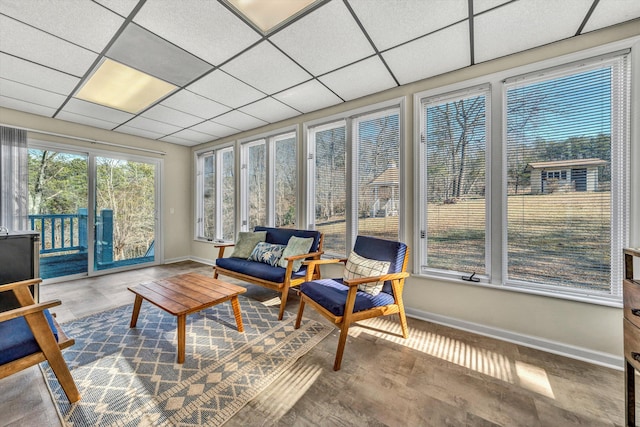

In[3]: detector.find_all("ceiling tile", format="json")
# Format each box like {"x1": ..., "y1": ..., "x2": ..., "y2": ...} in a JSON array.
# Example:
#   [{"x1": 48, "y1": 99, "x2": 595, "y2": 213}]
[
  {"x1": 0, "y1": 53, "x2": 79, "y2": 96},
  {"x1": 141, "y1": 104, "x2": 203, "y2": 128},
  {"x1": 1, "y1": 0, "x2": 124, "y2": 52},
  {"x1": 348, "y1": 0, "x2": 468, "y2": 52},
  {"x1": 93, "y1": 0, "x2": 139, "y2": 18},
  {"x1": 273, "y1": 80, "x2": 342, "y2": 113},
  {"x1": 190, "y1": 121, "x2": 240, "y2": 138},
  {"x1": 0, "y1": 96, "x2": 57, "y2": 117},
  {"x1": 0, "y1": 15, "x2": 98, "y2": 77},
  {"x1": 60, "y1": 98, "x2": 134, "y2": 123},
  {"x1": 212, "y1": 110, "x2": 268, "y2": 131},
  {"x1": 115, "y1": 125, "x2": 165, "y2": 140},
  {"x1": 187, "y1": 70, "x2": 265, "y2": 108},
  {"x1": 221, "y1": 41, "x2": 311, "y2": 94},
  {"x1": 0, "y1": 78, "x2": 66, "y2": 109},
  {"x1": 159, "y1": 134, "x2": 199, "y2": 146},
  {"x1": 107, "y1": 23, "x2": 212, "y2": 86},
  {"x1": 271, "y1": 0, "x2": 375, "y2": 75},
  {"x1": 239, "y1": 97, "x2": 300, "y2": 123},
  {"x1": 171, "y1": 128, "x2": 217, "y2": 144},
  {"x1": 133, "y1": 0, "x2": 261, "y2": 65},
  {"x1": 161, "y1": 90, "x2": 230, "y2": 120},
  {"x1": 474, "y1": 0, "x2": 592, "y2": 63},
  {"x1": 123, "y1": 116, "x2": 183, "y2": 135},
  {"x1": 383, "y1": 21, "x2": 470, "y2": 85},
  {"x1": 56, "y1": 110, "x2": 119, "y2": 130},
  {"x1": 319, "y1": 56, "x2": 396, "y2": 101},
  {"x1": 581, "y1": 0, "x2": 640, "y2": 33},
  {"x1": 473, "y1": 0, "x2": 512, "y2": 14}
]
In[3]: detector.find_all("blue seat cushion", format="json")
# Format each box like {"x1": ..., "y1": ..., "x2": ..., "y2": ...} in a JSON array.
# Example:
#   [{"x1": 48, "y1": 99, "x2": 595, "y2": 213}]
[
  {"x1": 254, "y1": 226, "x2": 322, "y2": 253},
  {"x1": 216, "y1": 257, "x2": 307, "y2": 283},
  {"x1": 300, "y1": 279, "x2": 395, "y2": 316},
  {"x1": 0, "y1": 309, "x2": 58, "y2": 365}
]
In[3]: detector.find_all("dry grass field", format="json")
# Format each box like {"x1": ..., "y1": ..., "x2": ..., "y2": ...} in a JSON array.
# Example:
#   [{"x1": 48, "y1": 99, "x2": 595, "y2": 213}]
[{"x1": 318, "y1": 191, "x2": 611, "y2": 292}]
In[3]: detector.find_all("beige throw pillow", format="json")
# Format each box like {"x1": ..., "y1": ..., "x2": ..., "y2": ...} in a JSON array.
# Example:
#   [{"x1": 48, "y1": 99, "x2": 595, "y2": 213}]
[{"x1": 343, "y1": 251, "x2": 390, "y2": 296}]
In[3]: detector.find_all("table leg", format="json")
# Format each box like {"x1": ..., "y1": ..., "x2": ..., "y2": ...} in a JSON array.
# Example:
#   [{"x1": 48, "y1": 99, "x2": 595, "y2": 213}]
[
  {"x1": 130, "y1": 295, "x2": 143, "y2": 328},
  {"x1": 231, "y1": 296, "x2": 244, "y2": 333},
  {"x1": 177, "y1": 314, "x2": 186, "y2": 364}
]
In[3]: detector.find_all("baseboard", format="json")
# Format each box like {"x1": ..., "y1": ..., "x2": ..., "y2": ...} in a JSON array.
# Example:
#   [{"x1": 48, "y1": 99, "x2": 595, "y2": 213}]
[
  {"x1": 163, "y1": 256, "x2": 192, "y2": 264},
  {"x1": 185, "y1": 256, "x2": 215, "y2": 267},
  {"x1": 405, "y1": 307, "x2": 623, "y2": 371}
]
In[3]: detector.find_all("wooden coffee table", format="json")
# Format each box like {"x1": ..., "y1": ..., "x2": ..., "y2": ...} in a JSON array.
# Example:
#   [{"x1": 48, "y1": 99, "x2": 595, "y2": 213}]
[{"x1": 128, "y1": 273, "x2": 247, "y2": 363}]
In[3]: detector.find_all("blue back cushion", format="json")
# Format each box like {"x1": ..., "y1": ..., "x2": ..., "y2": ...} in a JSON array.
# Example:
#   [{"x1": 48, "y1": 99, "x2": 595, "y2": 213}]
[
  {"x1": 254, "y1": 226, "x2": 321, "y2": 253},
  {"x1": 352, "y1": 236, "x2": 407, "y2": 294},
  {"x1": 0, "y1": 309, "x2": 59, "y2": 365}
]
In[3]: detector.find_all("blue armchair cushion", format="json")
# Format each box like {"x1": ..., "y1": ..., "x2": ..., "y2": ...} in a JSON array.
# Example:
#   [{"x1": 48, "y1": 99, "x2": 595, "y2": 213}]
[
  {"x1": 0, "y1": 309, "x2": 58, "y2": 365},
  {"x1": 216, "y1": 257, "x2": 308, "y2": 283},
  {"x1": 343, "y1": 251, "x2": 390, "y2": 296},
  {"x1": 230, "y1": 231, "x2": 267, "y2": 259},
  {"x1": 300, "y1": 279, "x2": 395, "y2": 316},
  {"x1": 248, "y1": 242, "x2": 286, "y2": 266}
]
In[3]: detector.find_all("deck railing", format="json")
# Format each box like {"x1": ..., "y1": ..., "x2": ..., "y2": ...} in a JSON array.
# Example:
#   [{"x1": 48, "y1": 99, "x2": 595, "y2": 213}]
[{"x1": 29, "y1": 209, "x2": 88, "y2": 254}]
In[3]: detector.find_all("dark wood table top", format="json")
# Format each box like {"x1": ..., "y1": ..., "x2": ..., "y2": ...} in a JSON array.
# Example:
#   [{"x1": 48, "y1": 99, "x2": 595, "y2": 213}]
[{"x1": 128, "y1": 273, "x2": 247, "y2": 316}]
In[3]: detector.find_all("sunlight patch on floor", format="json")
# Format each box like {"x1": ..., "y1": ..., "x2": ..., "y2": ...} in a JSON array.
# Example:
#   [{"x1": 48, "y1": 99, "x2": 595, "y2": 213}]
[
  {"x1": 350, "y1": 316, "x2": 554, "y2": 398},
  {"x1": 249, "y1": 362, "x2": 323, "y2": 419}
]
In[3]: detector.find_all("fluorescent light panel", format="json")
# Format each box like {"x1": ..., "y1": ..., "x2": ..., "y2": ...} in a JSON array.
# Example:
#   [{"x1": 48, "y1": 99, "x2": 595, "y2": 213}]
[
  {"x1": 75, "y1": 58, "x2": 176, "y2": 114},
  {"x1": 227, "y1": 0, "x2": 318, "y2": 32}
]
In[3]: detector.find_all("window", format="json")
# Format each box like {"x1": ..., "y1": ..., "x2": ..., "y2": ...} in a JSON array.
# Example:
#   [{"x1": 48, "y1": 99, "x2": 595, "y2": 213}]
[
  {"x1": 504, "y1": 54, "x2": 629, "y2": 298},
  {"x1": 240, "y1": 129, "x2": 297, "y2": 231},
  {"x1": 195, "y1": 146, "x2": 235, "y2": 241},
  {"x1": 308, "y1": 103, "x2": 402, "y2": 256},
  {"x1": 418, "y1": 86, "x2": 489, "y2": 278}
]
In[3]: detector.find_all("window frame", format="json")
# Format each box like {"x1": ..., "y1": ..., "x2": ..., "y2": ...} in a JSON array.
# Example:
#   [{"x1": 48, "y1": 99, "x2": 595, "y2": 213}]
[
  {"x1": 305, "y1": 98, "x2": 405, "y2": 257},
  {"x1": 194, "y1": 143, "x2": 235, "y2": 242},
  {"x1": 412, "y1": 42, "x2": 633, "y2": 307},
  {"x1": 238, "y1": 125, "x2": 298, "y2": 231},
  {"x1": 416, "y1": 84, "x2": 492, "y2": 282}
]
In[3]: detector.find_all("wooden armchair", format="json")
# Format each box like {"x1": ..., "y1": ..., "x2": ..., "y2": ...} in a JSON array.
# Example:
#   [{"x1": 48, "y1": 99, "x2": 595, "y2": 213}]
[
  {"x1": 0, "y1": 278, "x2": 80, "y2": 403},
  {"x1": 295, "y1": 236, "x2": 410, "y2": 371}
]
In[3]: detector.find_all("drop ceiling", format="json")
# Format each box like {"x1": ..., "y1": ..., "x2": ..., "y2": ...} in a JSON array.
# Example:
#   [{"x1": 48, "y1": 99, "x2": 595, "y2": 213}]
[{"x1": 0, "y1": 0, "x2": 639, "y2": 147}]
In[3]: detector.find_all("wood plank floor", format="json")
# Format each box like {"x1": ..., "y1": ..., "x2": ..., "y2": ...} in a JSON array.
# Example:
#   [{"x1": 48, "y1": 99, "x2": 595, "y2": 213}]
[{"x1": 0, "y1": 261, "x2": 628, "y2": 426}]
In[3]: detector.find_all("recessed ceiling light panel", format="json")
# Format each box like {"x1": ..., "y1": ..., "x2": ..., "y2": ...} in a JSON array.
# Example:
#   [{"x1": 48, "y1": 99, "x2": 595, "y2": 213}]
[
  {"x1": 226, "y1": 0, "x2": 319, "y2": 33},
  {"x1": 75, "y1": 58, "x2": 177, "y2": 114}
]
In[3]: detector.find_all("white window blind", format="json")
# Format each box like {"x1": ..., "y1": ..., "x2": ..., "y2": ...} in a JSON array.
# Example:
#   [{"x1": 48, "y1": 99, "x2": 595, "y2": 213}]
[
  {"x1": 274, "y1": 132, "x2": 296, "y2": 228},
  {"x1": 504, "y1": 54, "x2": 629, "y2": 297},
  {"x1": 355, "y1": 109, "x2": 401, "y2": 242},
  {"x1": 196, "y1": 146, "x2": 235, "y2": 241},
  {"x1": 311, "y1": 122, "x2": 347, "y2": 255},
  {"x1": 421, "y1": 86, "x2": 489, "y2": 277},
  {"x1": 244, "y1": 139, "x2": 266, "y2": 230}
]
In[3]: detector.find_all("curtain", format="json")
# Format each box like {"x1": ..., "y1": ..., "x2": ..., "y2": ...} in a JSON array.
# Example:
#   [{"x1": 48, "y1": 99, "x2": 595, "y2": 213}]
[{"x1": 0, "y1": 126, "x2": 29, "y2": 231}]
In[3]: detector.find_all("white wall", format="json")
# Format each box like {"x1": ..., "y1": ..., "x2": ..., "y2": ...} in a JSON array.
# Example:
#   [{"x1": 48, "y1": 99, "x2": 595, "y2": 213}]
[{"x1": 190, "y1": 19, "x2": 640, "y2": 368}]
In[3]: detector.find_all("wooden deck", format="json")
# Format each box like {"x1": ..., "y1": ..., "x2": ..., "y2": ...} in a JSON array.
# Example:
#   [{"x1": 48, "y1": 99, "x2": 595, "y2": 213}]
[{"x1": 39, "y1": 252, "x2": 154, "y2": 279}]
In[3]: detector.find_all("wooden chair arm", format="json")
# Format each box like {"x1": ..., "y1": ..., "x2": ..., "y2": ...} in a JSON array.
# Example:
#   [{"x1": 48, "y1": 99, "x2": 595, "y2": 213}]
[
  {"x1": 343, "y1": 271, "x2": 409, "y2": 287},
  {"x1": 214, "y1": 243, "x2": 235, "y2": 259},
  {"x1": 0, "y1": 278, "x2": 42, "y2": 293},
  {"x1": 283, "y1": 250, "x2": 325, "y2": 262},
  {"x1": 302, "y1": 258, "x2": 348, "y2": 266},
  {"x1": 0, "y1": 300, "x2": 61, "y2": 323}
]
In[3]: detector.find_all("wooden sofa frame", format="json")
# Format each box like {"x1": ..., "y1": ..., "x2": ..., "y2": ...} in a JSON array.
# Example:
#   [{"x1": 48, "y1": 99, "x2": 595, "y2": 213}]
[{"x1": 213, "y1": 232, "x2": 324, "y2": 320}]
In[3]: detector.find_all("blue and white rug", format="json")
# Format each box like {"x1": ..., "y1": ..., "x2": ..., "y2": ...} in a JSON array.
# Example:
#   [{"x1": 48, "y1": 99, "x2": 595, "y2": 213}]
[{"x1": 43, "y1": 295, "x2": 332, "y2": 426}]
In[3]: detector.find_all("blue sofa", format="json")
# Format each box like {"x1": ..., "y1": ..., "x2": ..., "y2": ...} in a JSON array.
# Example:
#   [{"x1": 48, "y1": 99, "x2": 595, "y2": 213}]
[{"x1": 213, "y1": 226, "x2": 324, "y2": 320}]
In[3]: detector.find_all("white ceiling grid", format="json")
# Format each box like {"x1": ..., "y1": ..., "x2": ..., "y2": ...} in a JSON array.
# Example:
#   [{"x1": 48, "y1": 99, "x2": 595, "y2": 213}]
[{"x1": 0, "y1": 0, "x2": 638, "y2": 147}]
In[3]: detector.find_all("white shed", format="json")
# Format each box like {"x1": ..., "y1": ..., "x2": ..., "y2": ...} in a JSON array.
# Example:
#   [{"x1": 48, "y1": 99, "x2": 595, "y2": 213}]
[{"x1": 526, "y1": 158, "x2": 607, "y2": 194}]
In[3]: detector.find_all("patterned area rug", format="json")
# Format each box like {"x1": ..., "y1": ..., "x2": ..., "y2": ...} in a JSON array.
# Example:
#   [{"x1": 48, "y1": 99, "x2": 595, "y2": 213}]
[{"x1": 43, "y1": 295, "x2": 332, "y2": 426}]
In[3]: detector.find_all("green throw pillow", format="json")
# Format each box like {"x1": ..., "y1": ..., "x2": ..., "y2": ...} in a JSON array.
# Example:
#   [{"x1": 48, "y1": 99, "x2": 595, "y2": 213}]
[
  {"x1": 278, "y1": 236, "x2": 315, "y2": 272},
  {"x1": 230, "y1": 231, "x2": 267, "y2": 259}
]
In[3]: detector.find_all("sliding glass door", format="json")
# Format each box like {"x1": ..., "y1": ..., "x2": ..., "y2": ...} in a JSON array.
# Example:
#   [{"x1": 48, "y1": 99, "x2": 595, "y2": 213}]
[
  {"x1": 94, "y1": 155, "x2": 157, "y2": 272},
  {"x1": 28, "y1": 143, "x2": 160, "y2": 279}
]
